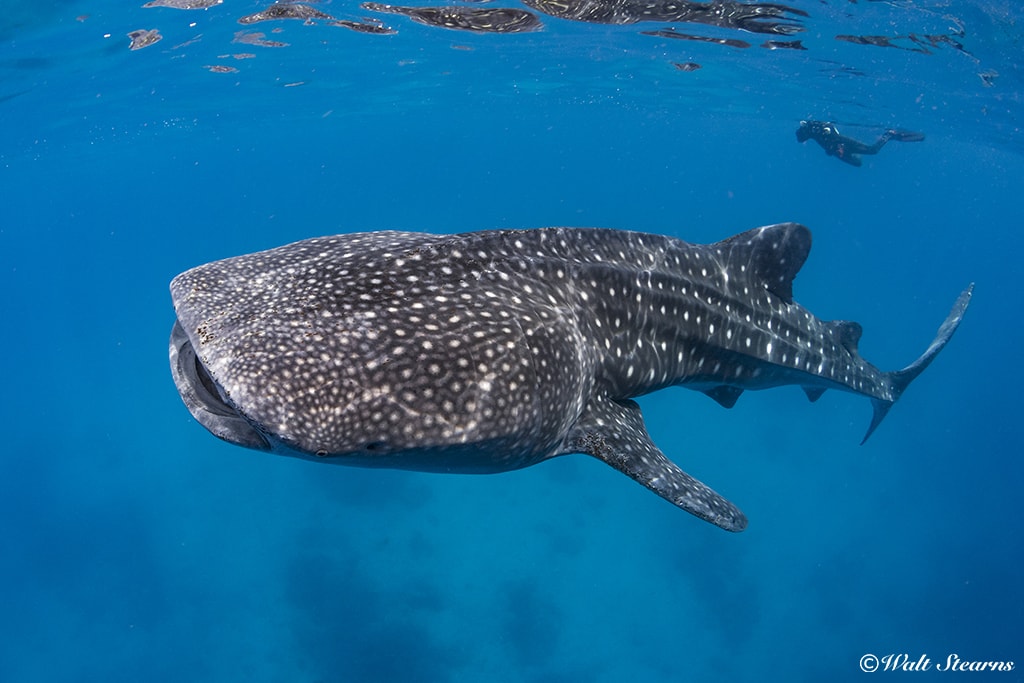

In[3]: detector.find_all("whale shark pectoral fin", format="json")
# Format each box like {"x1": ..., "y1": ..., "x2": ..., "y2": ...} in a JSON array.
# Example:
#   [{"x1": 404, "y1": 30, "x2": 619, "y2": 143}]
[{"x1": 563, "y1": 395, "x2": 748, "y2": 532}]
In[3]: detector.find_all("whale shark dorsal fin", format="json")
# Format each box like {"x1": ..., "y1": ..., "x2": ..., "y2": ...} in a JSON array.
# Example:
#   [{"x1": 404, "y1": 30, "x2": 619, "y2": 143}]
[
  {"x1": 830, "y1": 320, "x2": 863, "y2": 354},
  {"x1": 562, "y1": 395, "x2": 748, "y2": 532},
  {"x1": 716, "y1": 222, "x2": 812, "y2": 303}
]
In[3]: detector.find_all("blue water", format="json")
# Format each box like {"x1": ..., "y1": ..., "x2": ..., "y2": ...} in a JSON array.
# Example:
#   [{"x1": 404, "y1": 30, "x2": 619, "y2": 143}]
[{"x1": 2, "y1": 0, "x2": 1022, "y2": 680}]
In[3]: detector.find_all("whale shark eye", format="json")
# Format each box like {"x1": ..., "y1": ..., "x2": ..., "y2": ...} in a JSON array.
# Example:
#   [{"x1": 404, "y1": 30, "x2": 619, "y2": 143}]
[{"x1": 365, "y1": 441, "x2": 387, "y2": 452}]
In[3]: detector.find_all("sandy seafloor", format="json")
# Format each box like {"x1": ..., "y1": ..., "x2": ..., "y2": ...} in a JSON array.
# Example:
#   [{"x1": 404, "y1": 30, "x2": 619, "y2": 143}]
[{"x1": 1, "y1": 0, "x2": 1022, "y2": 681}]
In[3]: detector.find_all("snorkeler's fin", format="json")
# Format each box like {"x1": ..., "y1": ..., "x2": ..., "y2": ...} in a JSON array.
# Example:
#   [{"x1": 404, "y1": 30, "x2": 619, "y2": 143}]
[{"x1": 887, "y1": 129, "x2": 925, "y2": 143}]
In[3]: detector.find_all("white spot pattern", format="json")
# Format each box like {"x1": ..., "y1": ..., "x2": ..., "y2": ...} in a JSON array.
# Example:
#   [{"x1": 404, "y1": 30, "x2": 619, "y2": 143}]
[{"x1": 168, "y1": 223, "x2": 958, "y2": 531}]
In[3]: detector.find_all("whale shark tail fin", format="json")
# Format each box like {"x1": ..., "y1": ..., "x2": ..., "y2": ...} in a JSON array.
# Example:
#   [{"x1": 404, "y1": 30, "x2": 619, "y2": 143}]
[{"x1": 861, "y1": 283, "x2": 974, "y2": 444}]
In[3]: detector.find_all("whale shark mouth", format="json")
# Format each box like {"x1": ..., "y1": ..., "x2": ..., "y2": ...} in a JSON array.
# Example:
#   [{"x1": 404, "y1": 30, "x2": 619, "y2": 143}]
[{"x1": 169, "y1": 320, "x2": 271, "y2": 452}]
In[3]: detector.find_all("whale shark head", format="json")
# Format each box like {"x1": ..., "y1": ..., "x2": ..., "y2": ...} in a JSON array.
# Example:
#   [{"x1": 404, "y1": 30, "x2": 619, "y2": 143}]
[
  {"x1": 167, "y1": 231, "x2": 581, "y2": 471},
  {"x1": 169, "y1": 320, "x2": 271, "y2": 452}
]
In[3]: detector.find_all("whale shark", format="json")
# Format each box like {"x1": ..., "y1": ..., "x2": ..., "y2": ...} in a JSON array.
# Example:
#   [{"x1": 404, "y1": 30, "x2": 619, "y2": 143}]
[{"x1": 169, "y1": 224, "x2": 972, "y2": 531}]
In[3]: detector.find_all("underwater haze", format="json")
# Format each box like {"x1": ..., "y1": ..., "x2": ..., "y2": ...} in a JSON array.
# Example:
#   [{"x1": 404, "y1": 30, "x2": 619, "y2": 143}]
[{"x1": 1, "y1": 0, "x2": 1022, "y2": 681}]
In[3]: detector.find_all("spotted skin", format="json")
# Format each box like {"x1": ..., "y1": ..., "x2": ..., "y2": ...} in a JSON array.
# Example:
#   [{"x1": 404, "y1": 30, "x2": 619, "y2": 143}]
[{"x1": 169, "y1": 224, "x2": 972, "y2": 531}]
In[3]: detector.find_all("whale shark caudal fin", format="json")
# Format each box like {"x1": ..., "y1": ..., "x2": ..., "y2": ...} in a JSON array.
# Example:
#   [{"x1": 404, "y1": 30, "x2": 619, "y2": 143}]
[
  {"x1": 563, "y1": 395, "x2": 748, "y2": 532},
  {"x1": 861, "y1": 283, "x2": 975, "y2": 445}
]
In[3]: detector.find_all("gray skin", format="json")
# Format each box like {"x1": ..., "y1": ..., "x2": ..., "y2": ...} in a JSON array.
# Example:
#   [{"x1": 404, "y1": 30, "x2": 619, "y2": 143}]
[{"x1": 169, "y1": 224, "x2": 972, "y2": 531}]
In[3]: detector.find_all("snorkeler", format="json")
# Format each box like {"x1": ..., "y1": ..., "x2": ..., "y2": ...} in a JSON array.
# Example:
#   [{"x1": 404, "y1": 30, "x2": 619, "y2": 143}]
[{"x1": 795, "y1": 120, "x2": 925, "y2": 166}]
